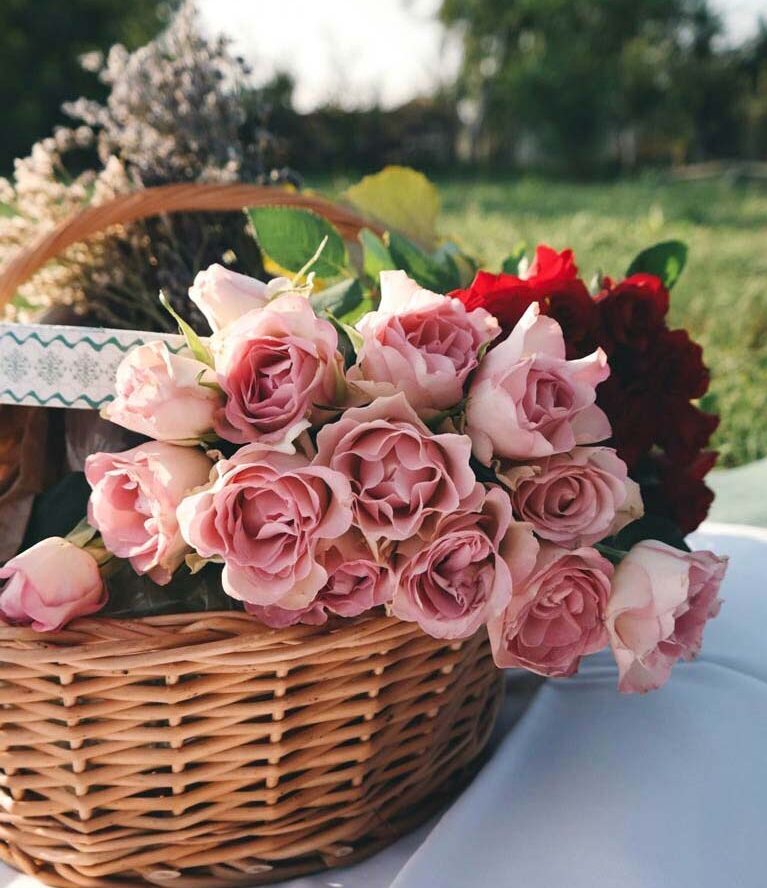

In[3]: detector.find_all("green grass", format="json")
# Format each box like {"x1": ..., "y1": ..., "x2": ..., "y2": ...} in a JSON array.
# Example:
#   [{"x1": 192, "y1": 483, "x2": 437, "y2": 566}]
[{"x1": 319, "y1": 172, "x2": 767, "y2": 468}]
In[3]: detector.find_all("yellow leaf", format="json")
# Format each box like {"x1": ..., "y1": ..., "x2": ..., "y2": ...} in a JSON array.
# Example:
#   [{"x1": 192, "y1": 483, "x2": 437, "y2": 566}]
[{"x1": 344, "y1": 166, "x2": 440, "y2": 249}]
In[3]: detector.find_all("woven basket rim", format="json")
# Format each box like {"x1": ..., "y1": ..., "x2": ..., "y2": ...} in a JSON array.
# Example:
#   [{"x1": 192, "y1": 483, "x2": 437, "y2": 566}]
[{"x1": 0, "y1": 609, "x2": 447, "y2": 668}]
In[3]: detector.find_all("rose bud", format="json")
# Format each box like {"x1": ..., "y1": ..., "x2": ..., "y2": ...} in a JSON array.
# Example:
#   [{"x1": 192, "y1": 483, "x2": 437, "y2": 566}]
[
  {"x1": 314, "y1": 392, "x2": 477, "y2": 544},
  {"x1": 392, "y1": 486, "x2": 538, "y2": 640},
  {"x1": 211, "y1": 294, "x2": 344, "y2": 449},
  {"x1": 502, "y1": 446, "x2": 643, "y2": 549},
  {"x1": 189, "y1": 264, "x2": 297, "y2": 333},
  {"x1": 488, "y1": 544, "x2": 613, "y2": 677},
  {"x1": 177, "y1": 445, "x2": 353, "y2": 610},
  {"x1": 606, "y1": 540, "x2": 727, "y2": 693},
  {"x1": 465, "y1": 302, "x2": 611, "y2": 465},
  {"x1": 348, "y1": 270, "x2": 498, "y2": 417},
  {"x1": 245, "y1": 531, "x2": 394, "y2": 628},
  {"x1": 86, "y1": 441, "x2": 212, "y2": 585},
  {"x1": 102, "y1": 340, "x2": 222, "y2": 444},
  {"x1": 0, "y1": 537, "x2": 105, "y2": 632}
]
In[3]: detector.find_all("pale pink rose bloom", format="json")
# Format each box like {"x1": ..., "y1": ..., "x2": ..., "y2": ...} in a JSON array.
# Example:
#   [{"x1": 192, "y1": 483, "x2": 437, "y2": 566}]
[
  {"x1": 488, "y1": 543, "x2": 613, "y2": 677},
  {"x1": 86, "y1": 442, "x2": 212, "y2": 585},
  {"x1": 245, "y1": 531, "x2": 394, "y2": 628},
  {"x1": 393, "y1": 486, "x2": 539, "y2": 640},
  {"x1": 102, "y1": 340, "x2": 222, "y2": 444},
  {"x1": 0, "y1": 537, "x2": 105, "y2": 631},
  {"x1": 177, "y1": 445, "x2": 353, "y2": 610},
  {"x1": 606, "y1": 540, "x2": 727, "y2": 693},
  {"x1": 314, "y1": 392, "x2": 476, "y2": 543},
  {"x1": 347, "y1": 270, "x2": 498, "y2": 417},
  {"x1": 466, "y1": 302, "x2": 611, "y2": 464},
  {"x1": 502, "y1": 446, "x2": 643, "y2": 548},
  {"x1": 211, "y1": 293, "x2": 344, "y2": 448},
  {"x1": 190, "y1": 264, "x2": 298, "y2": 332}
]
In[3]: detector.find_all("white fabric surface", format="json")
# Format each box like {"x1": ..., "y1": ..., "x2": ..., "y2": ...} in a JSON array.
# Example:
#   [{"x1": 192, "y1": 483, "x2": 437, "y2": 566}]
[{"x1": 1, "y1": 523, "x2": 764, "y2": 888}]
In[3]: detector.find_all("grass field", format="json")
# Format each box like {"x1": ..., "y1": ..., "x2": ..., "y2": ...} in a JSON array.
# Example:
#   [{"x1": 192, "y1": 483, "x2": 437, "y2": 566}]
[{"x1": 321, "y1": 173, "x2": 767, "y2": 468}]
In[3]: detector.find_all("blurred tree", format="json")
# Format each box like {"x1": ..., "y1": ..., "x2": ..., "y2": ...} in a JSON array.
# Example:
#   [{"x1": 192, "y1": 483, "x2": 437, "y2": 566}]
[
  {"x1": 0, "y1": 0, "x2": 173, "y2": 173},
  {"x1": 440, "y1": 0, "x2": 749, "y2": 172}
]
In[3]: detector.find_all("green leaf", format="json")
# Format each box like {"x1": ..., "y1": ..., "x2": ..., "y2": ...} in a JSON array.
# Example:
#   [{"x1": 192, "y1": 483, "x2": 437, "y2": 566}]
[
  {"x1": 626, "y1": 240, "x2": 688, "y2": 289},
  {"x1": 344, "y1": 165, "x2": 440, "y2": 247},
  {"x1": 339, "y1": 295, "x2": 374, "y2": 326},
  {"x1": 310, "y1": 278, "x2": 364, "y2": 318},
  {"x1": 247, "y1": 206, "x2": 348, "y2": 278},
  {"x1": 501, "y1": 242, "x2": 528, "y2": 275},
  {"x1": 388, "y1": 231, "x2": 455, "y2": 292},
  {"x1": 322, "y1": 311, "x2": 363, "y2": 369},
  {"x1": 608, "y1": 515, "x2": 691, "y2": 553},
  {"x1": 159, "y1": 291, "x2": 213, "y2": 367},
  {"x1": 359, "y1": 228, "x2": 395, "y2": 281}
]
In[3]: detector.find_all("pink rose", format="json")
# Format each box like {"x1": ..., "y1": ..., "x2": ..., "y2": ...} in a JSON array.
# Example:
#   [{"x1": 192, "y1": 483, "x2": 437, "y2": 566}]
[
  {"x1": 85, "y1": 442, "x2": 212, "y2": 585},
  {"x1": 606, "y1": 541, "x2": 727, "y2": 693},
  {"x1": 502, "y1": 446, "x2": 643, "y2": 548},
  {"x1": 0, "y1": 537, "x2": 105, "y2": 631},
  {"x1": 190, "y1": 264, "x2": 296, "y2": 332},
  {"x1": 392, "y1": 486, "x2": 539, "y2": 640},
  {"x1": 314, "y1": 392, "x2": 476, "y2": 543},
  {"x1": 488, "y1": 544, "x2": 612, "y2": 676},
  {"x1": 177, "y1": 445, "x2": 353, "y2": 609},
  {"x1": 466, "y1": 302, "x2": 611, "y2": 464},
  {"x1": 348, "y1": 270, "x2": 498, "y2": 416},
  {"x1": 102, "y1": 340, "x2": 222, "y2": 444},
  {"x1": 212, "y1": 294, "x2": 344, "y2": 448},
  {"x1": 245, "y1": 531, "x2": 394, "y2": 628}
]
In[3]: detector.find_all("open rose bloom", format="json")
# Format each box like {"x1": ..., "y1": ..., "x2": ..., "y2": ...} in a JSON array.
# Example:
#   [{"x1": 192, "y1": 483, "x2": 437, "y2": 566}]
[{"x1": 1, "y1": 248, "x2": 727, "y2": 695}]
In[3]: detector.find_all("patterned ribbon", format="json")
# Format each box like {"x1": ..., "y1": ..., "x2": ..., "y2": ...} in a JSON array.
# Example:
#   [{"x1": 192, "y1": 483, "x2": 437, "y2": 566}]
[{"x1": 0, "y1": 323, "x2": 183, "y2": 410}]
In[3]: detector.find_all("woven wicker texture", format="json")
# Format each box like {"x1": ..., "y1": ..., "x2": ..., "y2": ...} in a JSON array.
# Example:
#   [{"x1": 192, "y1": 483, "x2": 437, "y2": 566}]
[
  {"x1": 0, "y1": 182, "x2": 385, "y2": 309},
  {"x1": 0, "y1": 611, "x2": 502, "y2": 888}
]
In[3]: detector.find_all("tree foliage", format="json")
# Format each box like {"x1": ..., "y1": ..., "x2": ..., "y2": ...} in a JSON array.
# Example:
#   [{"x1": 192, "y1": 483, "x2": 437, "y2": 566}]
[
  {"x1": 440, "y1": 0, "x2": 759, "y2": 171},
  {"x1": 0, "y1": 0, "x2": 172, "y2": 172}
]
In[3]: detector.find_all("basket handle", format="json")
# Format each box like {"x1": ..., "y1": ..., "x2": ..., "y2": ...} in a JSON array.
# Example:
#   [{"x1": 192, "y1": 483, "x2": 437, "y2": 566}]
[{"x1": 0, "y1": 182, "x2": 385, "y2": 310}]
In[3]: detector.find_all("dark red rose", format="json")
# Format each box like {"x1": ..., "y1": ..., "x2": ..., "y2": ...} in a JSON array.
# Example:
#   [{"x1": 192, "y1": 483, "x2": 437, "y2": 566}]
[
  {"x1": 451, "y1": 245, "x2": 598, "y2": 355},
  {"x1": 643, "y1": 451, "x2": 718, "y2": 535},
  {"x1": 645, "y1": 329, "x2": 710, "y2": 399},
  {"x1": 596, "y1": 375, "x2": 657, "y2": 468},
  {"x1": 596, "y1": 273, "x2": 670, "y2": 352},
  {"x1": 656, "y1": 399, "x2": 719, "y2": 464}
]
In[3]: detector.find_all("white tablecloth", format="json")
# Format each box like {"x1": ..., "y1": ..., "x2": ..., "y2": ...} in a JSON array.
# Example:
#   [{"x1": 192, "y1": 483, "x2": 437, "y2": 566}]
[{"x1": 2, "y1": 523, "x2": 765, "y2": 888}]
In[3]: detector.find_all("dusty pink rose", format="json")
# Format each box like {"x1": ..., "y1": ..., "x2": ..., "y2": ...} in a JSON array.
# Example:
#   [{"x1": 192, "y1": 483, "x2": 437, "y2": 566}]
[
  {"x1": 102, "y1": 340, "x2": 222, "y2": 443},
  {"x1": 212, "y1": 293, "x2": 344, "y2": 448},
  {"x1": 466, "y1": 302, "x2": 611, "y2": 464},
  {"x1": 348, "y1": 270, "x2": 498, "y2": 416},
  {"x1": 606, "y1": 540, "x2": 727, "y2": 693},
  {"x1": 502, "y1": 446, "x2": 643, "y2": 548},
  {"x1": 0, "y1": 537, "x2": 105, "y2": 631},
  {"x1": 314, "y1": 392, "x2": 476, "y2": 543},
  {"x1": 245, "y1": 531, "x2": 394, "y2": 627},
  {"x1": 488, "y1": 544, "x2": 612, "y2": 676},
  {"x1": 86, "y1": 442, "x2": 212, "y2": 585},
  {"x1": 190, "y1": 264, "x2": 298, "y2": 332},
  {"x1": 392, "y1": 486, "x2": 538, "y2": 640},
  {"x1": 177, "y1": 445, "x2": 353, "y2": 609}
]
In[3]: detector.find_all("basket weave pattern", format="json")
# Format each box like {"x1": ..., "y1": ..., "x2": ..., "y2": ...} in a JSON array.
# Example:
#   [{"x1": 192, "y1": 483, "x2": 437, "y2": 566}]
[{"x1": 0, "y1": 611, "x2": 502, "y2": 887}]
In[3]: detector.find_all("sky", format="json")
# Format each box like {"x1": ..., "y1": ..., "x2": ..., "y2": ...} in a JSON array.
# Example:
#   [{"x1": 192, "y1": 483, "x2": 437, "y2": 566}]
[{"x1": 198, "y1": 0, "x2": 765, "y2": 112}]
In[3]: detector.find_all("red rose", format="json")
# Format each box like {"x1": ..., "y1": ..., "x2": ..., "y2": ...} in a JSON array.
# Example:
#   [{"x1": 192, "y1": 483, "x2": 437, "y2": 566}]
[
  {"x1": 643, "y1": 451, "x2": 718, "y2": 535},
  {"x1": 596, "y1": 375, "x2": 657, "y2": 468},
  {"x1": 596, "y1": 273, "x2": 670, "y2": 352},
  {"x1": 643, "y1": 329, "x2": 710, "y2": 399},
  {"x1": 656, "y1": 399, "x2": 719, "y2": 464},
  {"x1": 527, "y1": 244, "x2": 579, "y2": 285},
  {"x1": 451, "y1": 244, "x2": 598, "y2": 356}
]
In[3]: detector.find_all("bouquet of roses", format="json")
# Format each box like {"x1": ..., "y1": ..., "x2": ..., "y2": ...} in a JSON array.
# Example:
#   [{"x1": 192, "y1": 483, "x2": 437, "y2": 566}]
[{"x1": 0, "y1": 232, "x2": 728, "y2": 696}]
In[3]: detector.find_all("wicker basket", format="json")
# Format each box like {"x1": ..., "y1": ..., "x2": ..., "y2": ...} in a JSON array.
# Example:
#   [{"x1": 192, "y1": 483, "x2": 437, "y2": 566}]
[{"x1": 0, "y1": 185, "x2": 503, "y2": 887}]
